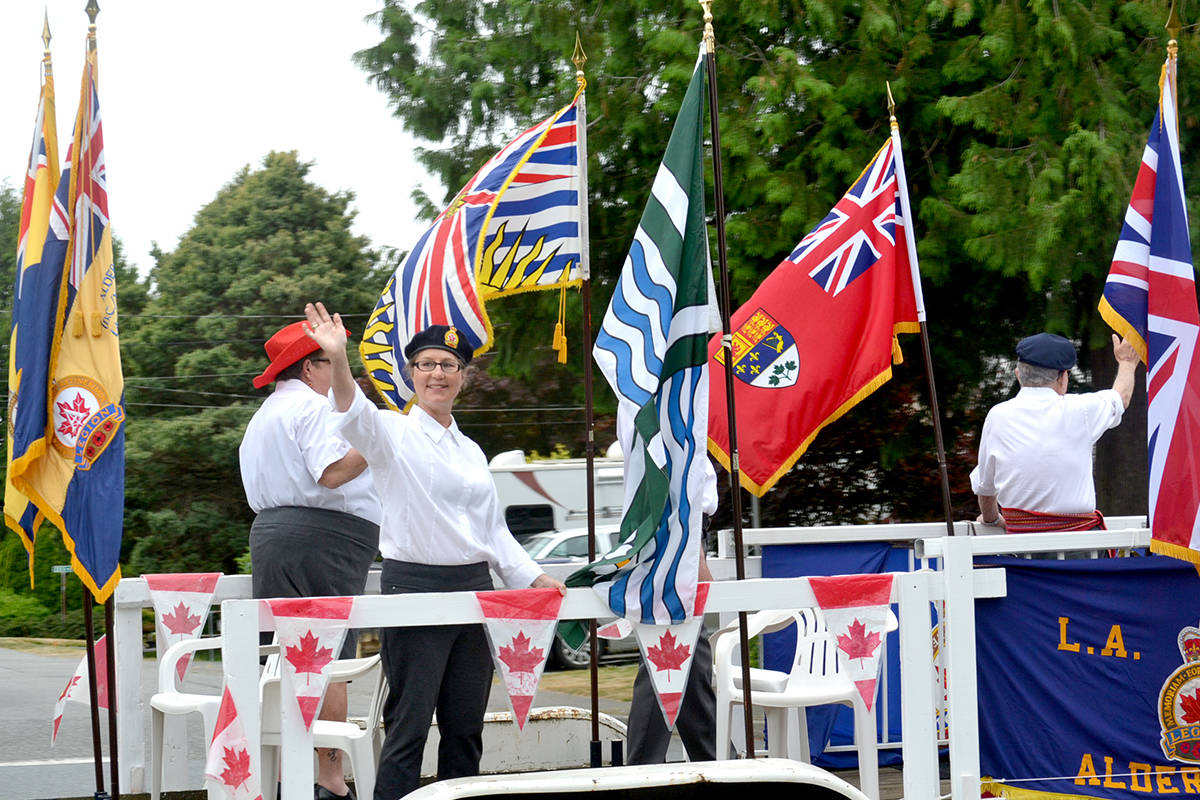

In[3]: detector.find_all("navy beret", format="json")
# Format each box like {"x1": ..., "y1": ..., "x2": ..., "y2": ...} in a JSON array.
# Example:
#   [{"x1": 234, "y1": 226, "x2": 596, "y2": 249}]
[
  {"x1": 404, "y1": 325, "x2": 474, "y2": 365},
  {"x1": 1016, "y1": 333, "x2": 1076, "y2": 371}
]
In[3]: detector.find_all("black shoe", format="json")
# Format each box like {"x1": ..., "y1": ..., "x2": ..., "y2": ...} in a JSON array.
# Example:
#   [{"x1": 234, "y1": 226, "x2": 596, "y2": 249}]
[{"x1": 315, "y1": 784, "x2": 356, "y2": 800}]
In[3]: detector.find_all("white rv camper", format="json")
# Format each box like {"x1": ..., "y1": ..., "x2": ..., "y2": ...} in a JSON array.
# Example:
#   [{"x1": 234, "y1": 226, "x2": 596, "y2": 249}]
[{"x1": 488, "y1": 443, "x2": 625, "y2": 541}]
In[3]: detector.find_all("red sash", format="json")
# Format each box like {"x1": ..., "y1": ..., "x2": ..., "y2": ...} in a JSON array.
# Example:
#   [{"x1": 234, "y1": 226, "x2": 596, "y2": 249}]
[{"x1": 1000, "y1": 507, "x2": 1106, "y2": 533}]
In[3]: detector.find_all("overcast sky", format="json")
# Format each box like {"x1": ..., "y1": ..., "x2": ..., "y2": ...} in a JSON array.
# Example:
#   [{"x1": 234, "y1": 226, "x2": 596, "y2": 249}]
[{"x1": 0, "y1": 0, "x2": 436, "y2": 279}]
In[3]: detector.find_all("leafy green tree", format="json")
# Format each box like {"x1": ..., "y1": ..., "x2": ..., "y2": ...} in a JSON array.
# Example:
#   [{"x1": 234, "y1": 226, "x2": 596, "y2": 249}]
[
  {"x1": 119, "y1": 151, "x2": 387, "y2": 574},
  {"x1": 358, "y1": 0, "x2": 1194, "y2": 522}
]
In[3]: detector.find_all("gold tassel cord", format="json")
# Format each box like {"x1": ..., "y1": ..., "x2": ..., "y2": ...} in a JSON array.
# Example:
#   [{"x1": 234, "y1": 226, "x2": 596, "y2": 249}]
[{"x1": 553, "y1": 284, "x2": 568, "y2": 363}]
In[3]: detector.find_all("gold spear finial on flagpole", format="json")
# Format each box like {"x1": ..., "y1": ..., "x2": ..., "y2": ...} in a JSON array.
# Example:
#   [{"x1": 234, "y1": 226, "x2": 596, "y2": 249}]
[
  {"x1": 700, "y1": 0, "x2": 715, "y2": 50},
  {"x1": 573, "y1": 32, "x2": 587, "y2": 89},
  {"x1": 42, "y1": 9, "x2": 52, "y2": 55},
  {"x1": 887, "y1": 81, "x2": 898, "y2": 129},
  {"x1": 86, "y1": 0, "x2": 99, "y2": 50},
  {"x1": 1167, "y1": 0, "x2": 1181, "y2": 59}
]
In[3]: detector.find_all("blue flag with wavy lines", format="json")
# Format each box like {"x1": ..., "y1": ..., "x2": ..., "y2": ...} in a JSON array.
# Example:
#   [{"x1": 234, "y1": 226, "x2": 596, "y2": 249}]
[{"x1": 570, "y1": 44, "x2": 717, "y2": 625}]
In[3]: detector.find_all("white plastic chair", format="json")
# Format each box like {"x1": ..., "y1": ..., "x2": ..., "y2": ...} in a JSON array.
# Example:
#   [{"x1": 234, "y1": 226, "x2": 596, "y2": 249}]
[
  {"x1": 149, "y1": 638, "x2": 278, "y2": 800},
  {"x1": 712, "y1": 607, "x2": 897, "y2": 800},
  {"x1": 261, "y1": 653, "x2": 385, "y2": 800}
]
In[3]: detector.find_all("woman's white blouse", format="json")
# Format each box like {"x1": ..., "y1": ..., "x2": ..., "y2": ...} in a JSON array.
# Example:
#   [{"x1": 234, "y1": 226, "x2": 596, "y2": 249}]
[{"x1": 331, "y1": 389, "x2": 542, "y2": 589}]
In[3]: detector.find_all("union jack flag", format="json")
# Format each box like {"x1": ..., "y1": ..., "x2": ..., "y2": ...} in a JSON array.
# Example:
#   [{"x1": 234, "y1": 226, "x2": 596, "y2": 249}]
[
  {"x1": 361, "y1": 88, "x2": 585, "y2": 409},
  {"x1": 1100, "y1": 56, "x2": 1200, "y2": 561},
  {"x1": 788, "y1": 150, "x2": 902, "y2": 297}
]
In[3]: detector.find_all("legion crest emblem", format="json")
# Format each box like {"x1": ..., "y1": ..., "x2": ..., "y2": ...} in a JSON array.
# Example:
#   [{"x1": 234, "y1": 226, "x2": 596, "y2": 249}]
[
  {"x1": 1158, "y1": 621, "x2": 1200, "y2": 762},
  {"x1": 50, "y1": 375, "x2": 123, "y2": 468},
  {"x1": 714, "y1": 308, "x2": 799, "y2": 389},
  {"x1": 445, "y1": 327, "x2": 460, "y2": 348}
]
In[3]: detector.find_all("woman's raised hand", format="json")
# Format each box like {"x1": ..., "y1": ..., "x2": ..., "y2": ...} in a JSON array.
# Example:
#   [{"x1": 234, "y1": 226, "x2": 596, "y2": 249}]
[{"x1": 303, "y1": 302, "x2": 346, "y2": 354}]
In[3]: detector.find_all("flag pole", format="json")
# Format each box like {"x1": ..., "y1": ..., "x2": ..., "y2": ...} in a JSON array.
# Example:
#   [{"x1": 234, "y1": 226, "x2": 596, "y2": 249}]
[
  {"x1": 82, "y1": 596, "x2": 107, "y2": 798},
  {"x1": 572, "y1": 34, "x2": 605, "y2": 767},
  {"x1": 887, "y1": 83, "x2": 955, "y2": 538},
  {"x1": 699, "y1": 0, "x2": 756, "y2": 757},
  {"x1": 86, "y1": 3, "x2": 120, "y2": 796},
  {"x1": 1167, "y1": 1, "x2": 1181, "y2": 102}
]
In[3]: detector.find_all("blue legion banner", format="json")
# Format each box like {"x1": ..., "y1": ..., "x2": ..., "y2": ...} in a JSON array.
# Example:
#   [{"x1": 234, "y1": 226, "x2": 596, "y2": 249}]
[
  {"x1": 16, "y1": 44, "x2": 125, "y2": 602},
  {"x1": 976, "y1": 556, "x2": 1200, "y2": 799}
]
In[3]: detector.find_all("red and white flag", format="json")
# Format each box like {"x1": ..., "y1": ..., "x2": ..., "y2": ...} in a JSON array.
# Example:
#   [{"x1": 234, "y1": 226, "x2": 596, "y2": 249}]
[
  {"x1": 268, "y1": 597, "x2": 354, "y2": 731},
  {"x1": 204, "y1": 686, "x2": 263, "y2": 800},
  {"x1": 810, "y1": 573, "x2": 895, "y2": 711},
  {"x1": 476, "y1": 588, "x2": 564, "y2": 729},
  {"x1": 51, "y1": 634, "x2": 109, "y2": 745},
  {"x1": 144, "y1": 572, "x2": 221, "y2": 682},
  {"x1": 632, "y1": 583, "x2": 709, "y2": 728}
]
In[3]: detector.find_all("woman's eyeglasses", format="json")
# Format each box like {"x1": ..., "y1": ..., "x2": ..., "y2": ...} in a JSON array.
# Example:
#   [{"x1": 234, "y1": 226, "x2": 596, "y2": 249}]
[{"x1": 413, "y1": 360, "x2": 462, "y2": 373}]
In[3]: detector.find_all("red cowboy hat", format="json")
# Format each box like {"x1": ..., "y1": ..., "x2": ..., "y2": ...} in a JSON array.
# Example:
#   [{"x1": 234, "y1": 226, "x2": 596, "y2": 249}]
[{"x1": 252, "y1": 320, "x2": 351, "y2": 389}]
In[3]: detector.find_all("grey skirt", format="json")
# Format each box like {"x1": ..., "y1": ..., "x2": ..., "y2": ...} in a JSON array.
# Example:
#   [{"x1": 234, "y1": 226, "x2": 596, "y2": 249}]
[{"x1": 250, "y1": 505, "x2": 380, "y2": 658}]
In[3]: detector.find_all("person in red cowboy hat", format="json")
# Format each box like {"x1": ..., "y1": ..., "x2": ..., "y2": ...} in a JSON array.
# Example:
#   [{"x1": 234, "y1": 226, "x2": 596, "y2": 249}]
[
  {"x1": 239, "y1": 319, "x2": 382, "y2": 800},
  {"x1": 301, "y1": 301, "x2": 566, "y2": 800}
]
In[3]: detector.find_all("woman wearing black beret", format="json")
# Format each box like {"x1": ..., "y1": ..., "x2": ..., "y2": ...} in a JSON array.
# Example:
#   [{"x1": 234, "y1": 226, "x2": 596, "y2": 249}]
[{"x1": 302, "y1": 301, "x2": 566, "y2": 800}]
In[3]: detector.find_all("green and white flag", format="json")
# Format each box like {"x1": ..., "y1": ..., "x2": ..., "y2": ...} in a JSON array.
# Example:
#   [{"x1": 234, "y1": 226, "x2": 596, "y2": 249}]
[{"x1": 570, "y1": 42, "x2": 718, "y2": 624}]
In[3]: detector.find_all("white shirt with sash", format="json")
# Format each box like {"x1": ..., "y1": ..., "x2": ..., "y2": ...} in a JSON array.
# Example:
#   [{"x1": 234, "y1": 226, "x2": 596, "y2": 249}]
[{"x1": 969, "y1": 386, "x2": 1124, "y2": 514}]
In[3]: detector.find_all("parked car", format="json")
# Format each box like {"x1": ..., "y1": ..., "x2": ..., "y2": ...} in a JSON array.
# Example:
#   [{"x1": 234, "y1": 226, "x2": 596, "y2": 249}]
[{"x1": 520, "y1": 529, "x2": 617, "y2": 562}]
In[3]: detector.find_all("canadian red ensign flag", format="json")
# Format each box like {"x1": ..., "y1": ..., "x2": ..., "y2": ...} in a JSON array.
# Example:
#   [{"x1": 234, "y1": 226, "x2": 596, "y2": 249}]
[
  {"x1": 632, "y1": 583, "x2": 709, "y2": 728},
  {"x1": 476, "y1": 588, "x2": 564, "y2": 729},
  {"x1": 144, "y1": 572, "x2": 221, "y2": 682},
  {"x1": 809, "y1": 573, "x2": 895, "y2": 711}
]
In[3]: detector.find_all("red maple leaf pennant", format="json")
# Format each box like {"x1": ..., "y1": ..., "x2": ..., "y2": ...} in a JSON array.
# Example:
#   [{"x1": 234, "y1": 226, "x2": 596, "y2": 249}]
[
  {"x1": 220, "y1": 746, "x2": 252, "y2": 789},
  {"x1": 498, "y1": 630, "x2": 544, "y2": 674},
  {"x1": 1182, "y1": 690, "x2": 1200, "y2": 724},
  {"x1": 162, "y1": 601, "x2": 203, "y2": 635},
  {"x1": 837, "y1": 618, "x2": 882, "y2": 663},
  {"x1": 646, "y1": 630, "x2": 691, "y2": 677},
  {"x1": 285, "y1": 630, "x2": 334, "y2": 685}
]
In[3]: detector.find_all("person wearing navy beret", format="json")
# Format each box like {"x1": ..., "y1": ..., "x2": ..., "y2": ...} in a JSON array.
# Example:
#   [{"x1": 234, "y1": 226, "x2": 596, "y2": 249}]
[
  {"x1": 969, "y1": 332, "x2": 1141, "y2": 535},
  {"x1": 302, "y1": 302, "x2": 566, "y2": 800}
]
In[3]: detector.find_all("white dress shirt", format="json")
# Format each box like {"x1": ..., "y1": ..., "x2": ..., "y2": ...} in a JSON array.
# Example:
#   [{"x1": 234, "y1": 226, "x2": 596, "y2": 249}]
[
  {"x1": 239, "y1": 379, "x2": 381, "y2": 524},
  {"x1": 331, "y1": 389, "x2": 542, "y2": 590},
  {"x1": 969, "y1": 386, "x2": 1125, "y2": 514}
]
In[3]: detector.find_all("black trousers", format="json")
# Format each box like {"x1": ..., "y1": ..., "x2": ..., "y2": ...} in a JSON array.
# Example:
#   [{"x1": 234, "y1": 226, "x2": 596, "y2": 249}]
[
  {"x1": 375, "y1": 560, "x2": 494, "y2": 800},
  {"x1": 626, "y1": 628, "x2": 716, "y2": 764}
]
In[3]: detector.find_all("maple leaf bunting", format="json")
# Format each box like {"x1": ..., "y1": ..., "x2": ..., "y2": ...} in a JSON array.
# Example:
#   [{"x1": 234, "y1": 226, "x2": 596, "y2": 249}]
[
  {"x1": 267, "y1": 597, "x2": 354, "y2": 731},
  {"x1": 476, "y1": 588, "x2": 564, "y2": 729},
  {"x1": 646, "y1": 630, "x2": 692, "y2": 678},
  {"x1": 838, "y1": 619, "x2": 883, "y2": 664},
  {"x1": 809, "y1": 574, "x2": 895, "y2": 711},
  {"x1": 205, "y1": 686, "x2": 262, "y2": 800},
  {"x1": 631, "y1": 583, "x2": 710, "y2": 728},
  {"x1": 51, "y1": 634, "x2": 110, "y2": 746},
  {"x1": 143, "y1": 573, "x2": 221, "y2": 682}
]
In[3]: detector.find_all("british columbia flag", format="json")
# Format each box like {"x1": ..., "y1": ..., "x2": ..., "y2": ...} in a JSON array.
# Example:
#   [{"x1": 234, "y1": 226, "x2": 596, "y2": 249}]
[
  {"x1": 1100, "y1": 57, "x2": 1200, "y2": 561},
  {"x1": 361, "y1": 89, "x2": 585, "y2": 409},
  {"x1": 788, "y1": 146, "x2": 903, "y2": 297}
]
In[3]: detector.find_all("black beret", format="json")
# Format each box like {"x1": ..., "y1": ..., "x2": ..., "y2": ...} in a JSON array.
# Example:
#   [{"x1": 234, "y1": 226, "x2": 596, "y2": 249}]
[
  {"x1": 404, "y1": 325, "x2": 474, "y2": 365},
  {"x1": 1016, "y1": 333, "x2": 1076, "y2": 371}
]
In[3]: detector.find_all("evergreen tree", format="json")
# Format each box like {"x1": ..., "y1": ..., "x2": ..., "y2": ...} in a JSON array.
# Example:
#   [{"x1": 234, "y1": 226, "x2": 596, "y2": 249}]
[
  {"x1": 120, "y1": 151, "x2": 386, "y2": 573},
  {"x1": 357, "y1": 0, "x2": 1197, "y2": 522}
]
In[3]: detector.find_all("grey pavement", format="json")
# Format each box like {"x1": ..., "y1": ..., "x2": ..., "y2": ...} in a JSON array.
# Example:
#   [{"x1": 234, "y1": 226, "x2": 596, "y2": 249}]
[{"x1": 0, "y1": 642, "x2": 646, "y2": 800}]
